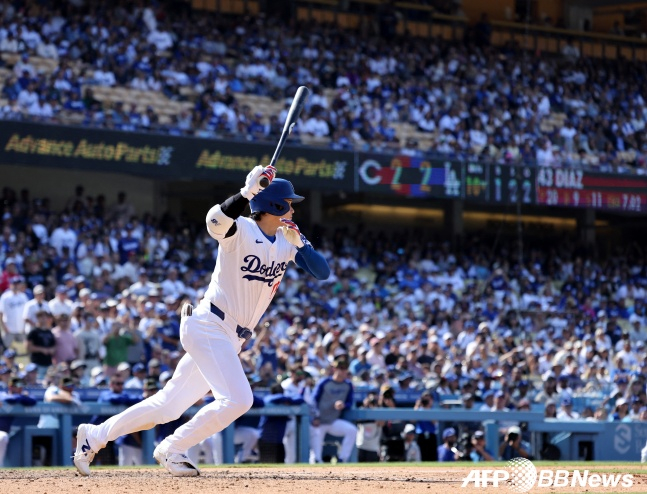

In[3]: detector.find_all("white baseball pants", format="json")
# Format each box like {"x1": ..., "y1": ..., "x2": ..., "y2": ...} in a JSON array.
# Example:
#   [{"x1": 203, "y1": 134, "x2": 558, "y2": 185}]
[
  {"x1": 118, "y1": 444, "x2": 142, "y2": 466},
  {"x1": 310, "y1": 419, "x2": 357, "y2": 463},
  {"x1": 283, "y1": 417, "x2": 297, "y2": 463},
  {"x1": 235, "y1": 426, "x2": 260, "y2": 462},
  {"x1": 188, "y1": 432, "x2": 222, "y2": 465},
  {"x1": 0, "y1": 431, "x2": 8, "y2": 466},
  {"x1": 88, "y1": 306, "x2": 253, "y2": 454}
]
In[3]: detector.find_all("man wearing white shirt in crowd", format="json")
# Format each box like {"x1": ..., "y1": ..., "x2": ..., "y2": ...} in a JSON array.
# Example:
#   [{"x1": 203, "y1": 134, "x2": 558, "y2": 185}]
[
  {"x1": 28, "y1": 97, "x2": 54, "y2": 118},
  {"x1": 23, "y1": 284, "x2": 50, "y2": 334},
  {"x1": 18, "y1": 25, "x2": 41, "y2": 51},
  {"x1": 160, "y1": 268, "x2": 186, "y2": 298},
  {"x1": 556, "y1": 395, "x2": 580, "y2": 420},
  {"x1": 536, "y1": 138, "x2": 556, "y2": 166},
  {"x1": 49, "y1": 285, "x2": 73, "y2": 318},
  {"x1": 17, "y1": 82, "x2": 39, "y2": 110},
  {"x1": 0, "y1": 276, "x2": 29, "y2": 347},
  {"x1": 302, "y1": 112, "x2": 329, "y2": 138},
  {"x1": 30, "y1": 213, "x2": 49, "y2": 245},
  {"x1": 129, "y1": 269, "x2": 156, "y2": 297},
  {"x1": 125, "y1": 363, "x2": 147, "y2": 389},
  {"x1": 13, "y1": 54, "x2": 35, "y2": 78},
  {"x1": 37, "y1": 35, "x2": 59, "y2": 59},
  {"x1": 147, "y1": 29, "x2": 174, "y2": 53},
  {"x1": 628, "y1": 314, "x2": 647, "y2": 344},
  {"x1": 93, "y1": 63, "x2": 117, "y2": 86},
  {"x1": 49, "y1": 216, "x2": 77, "y2": 257}
]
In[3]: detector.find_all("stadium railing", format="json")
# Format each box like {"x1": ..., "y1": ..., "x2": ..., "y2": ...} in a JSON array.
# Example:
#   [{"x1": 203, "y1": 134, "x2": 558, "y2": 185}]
[{"x1": 1, "y1": 403, "x2": 641, "y2": 467}]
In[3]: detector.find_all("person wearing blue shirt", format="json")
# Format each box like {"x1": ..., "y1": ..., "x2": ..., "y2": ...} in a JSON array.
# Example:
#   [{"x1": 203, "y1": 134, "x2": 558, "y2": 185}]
[
  {"x1": 157, "y1": 312, "x2": 180, "y2": 352},
  {"x1": 91, "y1": 376, "x2": 140, "y2": 424},
  {"x1": 349, "y1": 348, "x2": 371, "y2": 376},
  {"x1": 469, "y1": 431, "x2": 495, "y2": 461},
  {"x1": 437, "y1": 427, "x2": 459, "y2": 462},
  {"x1": 0, "y1": 377, "x2": 37, "y2": 466},
  {"x1": 117, "y1": 225, "x2": 140, "y2": 265},
  {"x1": 414, "y1": 391, "x2": 437, "y2": 461},
  {"x1": 258, "y1": 383, "x2": 305, "y2": 463}
]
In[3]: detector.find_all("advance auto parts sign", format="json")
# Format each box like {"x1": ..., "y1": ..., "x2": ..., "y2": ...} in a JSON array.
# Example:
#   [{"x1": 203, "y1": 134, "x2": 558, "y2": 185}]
[
  {"x1": 0, "y1": 121, "x2": 174, "y2": 175},
  {"x1": 194, "y1": 140, "x2": 351, "y2": 189}
]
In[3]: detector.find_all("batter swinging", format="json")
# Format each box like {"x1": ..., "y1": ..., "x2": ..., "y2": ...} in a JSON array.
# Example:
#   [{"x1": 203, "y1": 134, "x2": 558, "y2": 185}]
[{"x1": 73, "y1": 165, "x2": 330, "y2": 477}]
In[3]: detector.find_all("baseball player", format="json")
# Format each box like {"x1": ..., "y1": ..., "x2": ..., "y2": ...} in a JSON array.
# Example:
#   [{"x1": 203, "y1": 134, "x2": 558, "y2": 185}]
[
  {"x1": 310, "y1": 355, "x2": 358, "y2": 463},
  {"x1": 73, "y1": 165, "x2": 330, "y2": 477}
]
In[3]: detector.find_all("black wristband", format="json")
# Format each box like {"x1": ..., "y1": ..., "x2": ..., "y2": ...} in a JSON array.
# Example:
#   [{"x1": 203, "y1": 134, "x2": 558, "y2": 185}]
[{"x1": 220, "y1": 192, "x2": 249, "y2": 219}]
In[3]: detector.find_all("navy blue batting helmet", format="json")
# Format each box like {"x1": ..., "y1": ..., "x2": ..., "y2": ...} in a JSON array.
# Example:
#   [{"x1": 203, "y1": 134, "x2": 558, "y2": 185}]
[{"x1": 250, "y1": 178, "x2": 304, "y2": 216}]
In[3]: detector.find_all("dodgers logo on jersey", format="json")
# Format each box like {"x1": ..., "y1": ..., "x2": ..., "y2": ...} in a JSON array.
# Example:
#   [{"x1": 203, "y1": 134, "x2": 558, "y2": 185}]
[{"x1": 240, "y1": 255, "x2": 287, "y2": 286}]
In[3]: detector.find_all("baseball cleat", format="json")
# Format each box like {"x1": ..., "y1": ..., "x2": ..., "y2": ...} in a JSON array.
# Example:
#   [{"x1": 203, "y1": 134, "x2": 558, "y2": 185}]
[
  {"x1": 154, "y1": 443, "x2": 200, "y2": 477},
  {"x1": 73, "y1": 424, "x2": 96, "y2": 476}
]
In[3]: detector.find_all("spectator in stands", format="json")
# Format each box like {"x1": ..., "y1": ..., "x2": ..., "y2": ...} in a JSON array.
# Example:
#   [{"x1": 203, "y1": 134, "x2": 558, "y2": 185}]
[
  {"x1": 102, "y1": 315, "x2": 140, "y2": 377},
  {"x1": 0, "y1": 275, "x2": 28, "y2": 348},
  {"x1": 611, "y1": 398, "x2": 631, "y2": 422},
  {"x1": 70, "y1": 359, "x2": 88, "y2": 387},
  {"x1": 125, "y1": 363, "x2": 147, "y2": 389},
  {"x1": 38, "y1": 376, "x2": 81, "y2": 429},
  {"x1": 23, "y1": 284, "x2": 49, "y2": 334},
  {"x1": 0, "y1": 376, "x2": 37, "y2": 466},
  {"x1": 52, "y1": 313, "x2": 78, "y2": 365},
  {"x1": 26, "y1": 310, "x2": 56, "y2": 379},
  {"x1": 470, "y1": 430, "x2": 495, "y2": 461},
  {"x1": 437, "y1": 427, "x2": 459, "y2": 462},
  {"x1": 556, "y1": 395, "x2": 580, "y2": 420},
  {"x1": 49, "y1": 285, "x2": 73, "y2": 317},
  {"x1": 75, "y1": 312, "x2": 102, "y2": 374}
]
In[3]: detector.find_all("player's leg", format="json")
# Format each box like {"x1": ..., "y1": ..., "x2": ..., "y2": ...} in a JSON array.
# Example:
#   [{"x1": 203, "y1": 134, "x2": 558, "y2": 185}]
[
  {"x1": 158, "y1": 333, "x2": 253, "y2": 455},
  {"x1": 211, "y1": 431, "x2": 223, "y2": 465},
  {"x1": 234, "y1": 426, "x2": 259, "y2": 463},
  {"x1": 0, "y1": 431, "x2": 8, "y2": 467},
  {"x1": 310, "y1": 423, "x2": 331, "y2": 463},
  {"x1": 327, "y1": 419, "x2": 358, "y2": 462},
  {"x1": 91, "y1": 353, "x2": 210, "y2": 449},
  {"x1": 74, "y1": 352, "x2": 209, "y2": 475},
  {"x1": 283, "y1": 417, "x2": 296, "y2": 463}
]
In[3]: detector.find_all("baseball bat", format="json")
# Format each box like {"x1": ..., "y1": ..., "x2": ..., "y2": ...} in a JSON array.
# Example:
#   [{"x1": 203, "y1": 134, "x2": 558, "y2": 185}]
[{"x1": 259, "y1": 85, "x2": 310, "y2": 188}]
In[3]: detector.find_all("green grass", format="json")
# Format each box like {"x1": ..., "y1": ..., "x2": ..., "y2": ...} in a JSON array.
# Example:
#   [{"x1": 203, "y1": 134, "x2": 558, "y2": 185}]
[{"x1": 12, "y1": 461, "x2": 647, "y2": 475}]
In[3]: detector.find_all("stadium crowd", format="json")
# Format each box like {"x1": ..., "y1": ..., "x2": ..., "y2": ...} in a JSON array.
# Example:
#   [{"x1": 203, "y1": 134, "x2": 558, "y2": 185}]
[
  {"x1": 0, "y1": 1, "x2": 646, "y2": 171},
  {"x1": 1, "y1": 181, "x2": 647, "y2": 454}
]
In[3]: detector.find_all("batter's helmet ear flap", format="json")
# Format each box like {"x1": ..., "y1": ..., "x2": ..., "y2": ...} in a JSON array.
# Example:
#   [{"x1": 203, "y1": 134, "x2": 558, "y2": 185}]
[{"x1": 250, "y1": 178, "x2": 304, "y2": 216}]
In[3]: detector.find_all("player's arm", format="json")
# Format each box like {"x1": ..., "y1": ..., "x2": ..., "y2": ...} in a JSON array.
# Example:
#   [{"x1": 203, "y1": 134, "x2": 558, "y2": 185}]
[
  {"x1": 206, "y1": 165, "x2": 275, "y2": 240},
  {"x1": 343, "y1": 384, "x2": 354, "y2": 411},
  {"x1": 279, "y1": 220, "x2": 330, "y2": 280}
]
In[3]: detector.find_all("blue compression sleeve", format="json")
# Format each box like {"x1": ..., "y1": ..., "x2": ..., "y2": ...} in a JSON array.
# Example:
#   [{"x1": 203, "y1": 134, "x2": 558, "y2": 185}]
[{"x1": 295, "y1": 243, "x2": 330, "y2": 280}]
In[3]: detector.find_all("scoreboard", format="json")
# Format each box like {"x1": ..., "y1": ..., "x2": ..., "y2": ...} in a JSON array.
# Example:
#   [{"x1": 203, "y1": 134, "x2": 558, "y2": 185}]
[{"x1": 357, "y1": 155, "x2": 647, "y2": 213}]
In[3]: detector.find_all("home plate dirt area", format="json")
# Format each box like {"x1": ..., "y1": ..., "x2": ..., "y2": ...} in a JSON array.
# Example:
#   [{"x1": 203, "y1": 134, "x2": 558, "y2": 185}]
[{"x1": 0, "y1": 464, "x2": 646, "y2": 494}]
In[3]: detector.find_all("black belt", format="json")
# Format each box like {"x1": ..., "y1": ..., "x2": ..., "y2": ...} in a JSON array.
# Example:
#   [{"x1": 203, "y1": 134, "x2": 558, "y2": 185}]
[{"x1": 210, "y1": 303, "x2": 253, "y2": 341}]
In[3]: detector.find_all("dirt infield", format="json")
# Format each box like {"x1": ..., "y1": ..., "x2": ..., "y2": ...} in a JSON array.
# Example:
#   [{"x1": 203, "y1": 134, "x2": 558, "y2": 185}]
[{"x1": 1, "y1": 464, "x2": 646, "y2": 494}]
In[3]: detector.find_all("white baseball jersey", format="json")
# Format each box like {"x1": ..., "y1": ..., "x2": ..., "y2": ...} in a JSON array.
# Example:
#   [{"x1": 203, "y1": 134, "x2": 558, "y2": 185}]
[
  {"x1": 200, "y1": 216, "x2": 296, "y2": 329},
  {"x1": 0, "y1": 290, "x2": 29, "y2": 334}
]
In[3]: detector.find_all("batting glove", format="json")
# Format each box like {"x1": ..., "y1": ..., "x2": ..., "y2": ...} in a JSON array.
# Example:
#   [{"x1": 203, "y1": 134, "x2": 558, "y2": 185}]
[
  {"x1": 260, "y1": 165, "x2": 276, "y2": 185},
  {"x1": 240, "y1": 165, "x2": 276, "y2": 200},
  {"x1": 279, "y1": 219, "x2": 308, "y2": 248}
]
